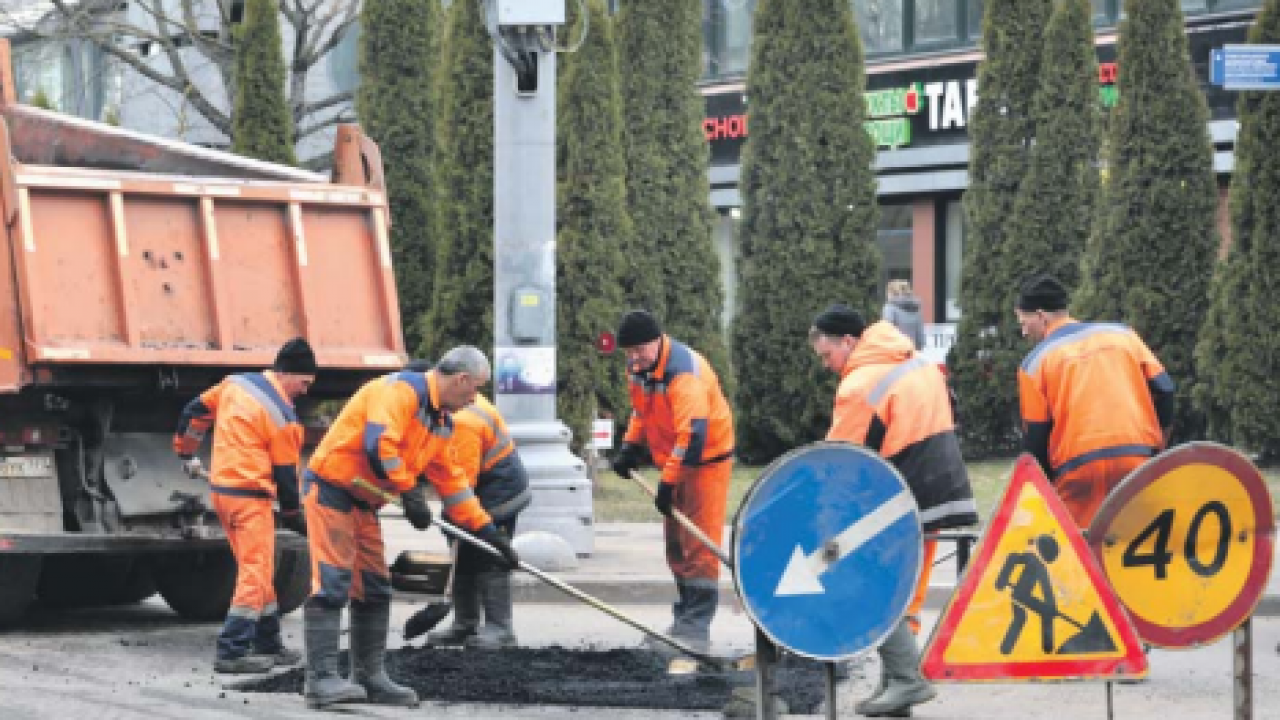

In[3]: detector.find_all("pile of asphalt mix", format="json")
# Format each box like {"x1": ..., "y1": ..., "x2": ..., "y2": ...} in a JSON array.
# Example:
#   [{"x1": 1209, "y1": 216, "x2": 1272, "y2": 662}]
[{"x1": 235, "y1": 646, "x2": 839, "y2": 712}]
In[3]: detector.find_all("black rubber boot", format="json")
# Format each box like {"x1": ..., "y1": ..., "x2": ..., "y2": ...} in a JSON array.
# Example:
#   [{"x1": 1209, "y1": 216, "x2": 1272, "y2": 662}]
[
  {"x1": 350, "y1": 601, "x2": 419, "y2": 707},
  {"x1": 467, "y1": 571, "x2": 517, "y2": 650},
  {"x1": 424, "y1": 572, "x2": 480, "y2": 646},
  {"x1": 303, "y1": 603, "x2": 367, "y2": 709},
  {"x1": 858, "y1": 620, "x2": 934, "y2": 717}
]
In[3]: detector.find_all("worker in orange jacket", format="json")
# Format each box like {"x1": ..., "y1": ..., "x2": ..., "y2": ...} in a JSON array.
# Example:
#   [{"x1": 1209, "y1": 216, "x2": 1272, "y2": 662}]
[
  {"x1": 404, "y1": 389, "x2": 532, "y2": 649},
  {"x1": 173, "y1": 337, "x2": 317, "y2": 675},
  {"x1": 810, "y1": 303, "x2": 977, "y2": 717},
  {"x1": 610, "y1": 310, "x2": 734, "y2": 653},
  {"x1": 1014, "y1": 274, "x2": 1174, "y2": 528},
  {"x1": 300, "y1": 346, "x2": 520, "y2": 710}
]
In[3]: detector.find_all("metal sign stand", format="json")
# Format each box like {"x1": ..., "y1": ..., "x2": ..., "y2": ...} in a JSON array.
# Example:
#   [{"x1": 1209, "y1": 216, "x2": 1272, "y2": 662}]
[
  {"x1": 824, "y1": 662, "x2": 838, "y2": 720},
  {"x1": 754, "y1": 628, "x2": 780, "y2": 720},
  {"x1": 1234, "y1": 618, "x2": 1252, "y2": 720}
]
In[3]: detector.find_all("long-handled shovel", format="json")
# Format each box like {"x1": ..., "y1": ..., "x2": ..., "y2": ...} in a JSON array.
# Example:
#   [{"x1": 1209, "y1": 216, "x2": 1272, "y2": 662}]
[
  {"x1": 352, "y1": 479, "x2": 749, "y2": 672},
  {"x1": 624, "y1": 470, "x2": 732, "y2": 568}
]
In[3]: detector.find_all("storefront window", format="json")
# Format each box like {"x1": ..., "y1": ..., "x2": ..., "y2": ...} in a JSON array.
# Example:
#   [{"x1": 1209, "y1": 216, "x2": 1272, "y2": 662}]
[
  {"x1": 703, "y1": 0, "x2": 756, "y2": 80},
  {"x1": 854, "y1": 0, "x2": 904, "y2": 54},
  {"x1": 943, "y1": 200, "x2": 964, "y2": 321},
  {"x1": 913, "y1": 0, "x2": 957, "y2": 45},
  {"x1": 877, "y1": 204, "x2": 914, "y2": 292},
  {"x1": 967, "y1": 0, "x2": 983, "y2": 37}
]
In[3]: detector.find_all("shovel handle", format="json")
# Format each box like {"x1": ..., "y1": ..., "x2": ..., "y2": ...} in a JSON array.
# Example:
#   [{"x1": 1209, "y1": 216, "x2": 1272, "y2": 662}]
[
  {"x1": 626, "y1": 470, "x2": 733, "y2": 569},
  {"x1": 350, "y1": 478, "x2": 735, "y2": 669}
]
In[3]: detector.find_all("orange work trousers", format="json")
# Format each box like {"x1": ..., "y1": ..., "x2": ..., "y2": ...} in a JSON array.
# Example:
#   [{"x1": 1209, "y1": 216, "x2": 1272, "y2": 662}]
[
  {"x1": 302, "y1": 472, "x2": 392, "y2": 608},
  {"x1": 1055, "y1": 455, "x2": 1148, "y2": 529},
  {"x1": 212, "y1": 492, "x2": 281, "y2": 659},
  {"x1": 664, "y1": 460, "x2": 732, "y2": 585},
  {"x1": 904, "y1": 539, "x2": 937, "y2": 635}
]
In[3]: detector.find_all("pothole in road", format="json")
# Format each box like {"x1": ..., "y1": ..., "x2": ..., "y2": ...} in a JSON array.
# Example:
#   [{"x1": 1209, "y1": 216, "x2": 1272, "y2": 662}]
[{"x1": 235, "y1": 646, "x2": 844, "y2": 712}]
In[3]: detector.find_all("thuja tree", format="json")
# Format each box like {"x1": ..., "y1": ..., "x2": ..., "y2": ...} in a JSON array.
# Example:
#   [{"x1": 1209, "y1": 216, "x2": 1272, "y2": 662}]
[
  {"x1": 557, "y1": 0, "x2": 630, "y2": 451},
  {"x1": 1197, "y1": 0, "x2": 1280, "y2": 460},
  {"x1": 617, "y1": 0, "x2": 731, "y2": 385},
  {"x1": 1075, "y1": 0, "x2": 1218, "y2": 443},
  {"x1": 421, "y1": 0, "x2": 494, "y2": 355},
  {"x1": 731, "y1": 0, "x2": 879, "y2": 463},
  {"x1": 948, "y1": 0, "x2": 1051, "y2": 458},
  {"x1": 231, "y1": 0, "x2": 297, "y2": 165},
  {"x1": 357, "y1": 0, "x2": 440, "y2": 352}
]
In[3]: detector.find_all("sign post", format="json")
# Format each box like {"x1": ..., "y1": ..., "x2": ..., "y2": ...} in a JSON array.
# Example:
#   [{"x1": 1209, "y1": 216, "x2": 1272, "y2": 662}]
[{"x1": 734, "y1": 442, "x2": 923, "y2": 718}]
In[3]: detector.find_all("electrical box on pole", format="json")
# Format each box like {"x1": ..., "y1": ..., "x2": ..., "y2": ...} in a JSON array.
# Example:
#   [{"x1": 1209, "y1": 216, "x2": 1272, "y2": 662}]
[{"x1": 484, "y1": 0, "x2": 593, "y2": 556}]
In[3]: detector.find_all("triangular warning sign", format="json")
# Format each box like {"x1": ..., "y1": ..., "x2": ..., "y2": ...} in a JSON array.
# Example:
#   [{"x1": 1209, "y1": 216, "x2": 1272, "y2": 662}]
[{"x1": 921, "y1": 455, "x2": 1148, "y2": 682}]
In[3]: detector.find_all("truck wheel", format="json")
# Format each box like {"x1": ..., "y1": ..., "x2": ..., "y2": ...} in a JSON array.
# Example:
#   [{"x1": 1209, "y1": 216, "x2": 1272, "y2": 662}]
[
  {"x1": 0, "y1": 556, "x2": 43, "y2": 627},
  {"x1": 154, "y1": 549, "x2": 237, "y2": 621},
  {"x1": 274, "y1": 544, "x2": 311, "y2": 616}
]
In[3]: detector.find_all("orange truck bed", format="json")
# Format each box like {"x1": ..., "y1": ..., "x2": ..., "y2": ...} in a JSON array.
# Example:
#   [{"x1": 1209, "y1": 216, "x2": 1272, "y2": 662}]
[{"x1": 0, "y1": 50, "x2": 404, "y2": 393}]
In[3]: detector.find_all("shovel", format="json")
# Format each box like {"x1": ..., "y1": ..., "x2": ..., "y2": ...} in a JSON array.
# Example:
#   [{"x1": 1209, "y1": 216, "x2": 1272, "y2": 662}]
[
  {"x1": 624, "y1": 470, "x2": 733, "y2": 568},
  {"x1": 352, "y1": 479, "x2": 750, "y2": 672}
]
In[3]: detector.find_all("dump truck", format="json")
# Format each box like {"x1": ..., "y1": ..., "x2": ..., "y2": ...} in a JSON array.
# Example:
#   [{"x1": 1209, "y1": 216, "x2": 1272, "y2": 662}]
[{"x1": 0, "y1": 42, "x2": 406, "y2": 626}]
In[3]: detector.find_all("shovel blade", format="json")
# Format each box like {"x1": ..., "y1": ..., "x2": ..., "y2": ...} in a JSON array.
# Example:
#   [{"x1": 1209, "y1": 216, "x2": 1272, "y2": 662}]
[{"x1": 403, "y1": 602, "x2": 452, "y2": 640}]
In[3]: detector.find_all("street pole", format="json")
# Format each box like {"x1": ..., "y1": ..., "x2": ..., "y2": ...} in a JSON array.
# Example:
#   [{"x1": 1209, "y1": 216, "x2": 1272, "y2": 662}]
[{"x1": 487, "y1": 0, "x2": 593, "y2": 555}]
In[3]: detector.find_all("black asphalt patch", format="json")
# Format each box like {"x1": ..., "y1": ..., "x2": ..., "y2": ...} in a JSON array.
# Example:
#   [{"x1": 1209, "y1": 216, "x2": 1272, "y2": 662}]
[{"x1": 234, "y1": 646, "x2": 838, "y2": 712}]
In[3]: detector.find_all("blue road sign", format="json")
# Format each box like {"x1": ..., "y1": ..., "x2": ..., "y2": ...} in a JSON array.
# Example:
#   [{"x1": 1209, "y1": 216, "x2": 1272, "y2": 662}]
[
  {"x1": 732, "y1": 441, "x2": 922, "y2": 661},
  {"x1": 1210, "y1": 45, "x2": 1280, "y2": 90}
]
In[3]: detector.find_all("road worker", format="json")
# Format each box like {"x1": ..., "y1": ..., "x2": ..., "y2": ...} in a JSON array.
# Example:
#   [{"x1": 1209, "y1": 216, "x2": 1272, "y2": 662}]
[
  {"x1": 173, "y1": 337, "x2": 317, "y2": 674},
  {"x1": 610, "y1": 310, "x2": 733, "y2": 654},
  {"x1": 300, "y1": 346, "x2": 519, "y2": 710},
  {"x1": 810, "y1": 303, "x2": 977, "y2": 717},
  {"x1": 404, "y1": 387, "x2": 532, "y2": 649},
  {"x1": 1014, "y1": 274, "x2": 1175, "y2": 528}
]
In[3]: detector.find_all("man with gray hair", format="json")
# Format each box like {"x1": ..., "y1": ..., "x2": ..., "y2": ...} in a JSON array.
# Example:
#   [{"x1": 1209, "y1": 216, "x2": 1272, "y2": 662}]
[{"x1": 299, "y1": 345, "x2": 519, "y2": 710}]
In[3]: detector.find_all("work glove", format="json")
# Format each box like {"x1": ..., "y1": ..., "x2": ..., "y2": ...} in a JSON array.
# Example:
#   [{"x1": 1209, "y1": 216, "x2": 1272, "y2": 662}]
[
  {"x1": 476, "y1": 525, "x2": 520, "y2": 570},
  {"x1": 401, "y1": 482, "x2": 434, "y2": 531},
  {"x1": 611, "y1": 442, "x2": 642, "y2": 479},
  {"x1": 279, "y1": 509, "x2": 307, "y2": 537},
  {"x1": 654, "y1": 481, "x2": 676, "y2": 518},
  {"x1": 180, "y1": 456, "x2": 205, "y2": 479}
]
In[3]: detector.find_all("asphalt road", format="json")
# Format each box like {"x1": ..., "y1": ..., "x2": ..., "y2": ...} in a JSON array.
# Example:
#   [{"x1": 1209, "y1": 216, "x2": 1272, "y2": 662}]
[{"x1": 0, "y1": 597, "x2": 1277, "y2": 719}]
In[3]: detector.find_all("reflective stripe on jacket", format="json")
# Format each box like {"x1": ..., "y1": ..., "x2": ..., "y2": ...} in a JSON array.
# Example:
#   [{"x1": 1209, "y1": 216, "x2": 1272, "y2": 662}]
[
  {"x1": 173, "y1": 372, "x2": 303, "y2": 511},
  {"x1": 428, "y1": 394, "x2": 531, "y2": 521},
  {"x1": 308, "y1": 371, "x2": 492, "y2": 530},
  {"x1": 828, "y1": 322, "x2": 977, "y2": 531},
  {"x1": 1018, "y1": 317, "x2": 1171, "y2": 478},
  {"x1": 623, "y1": 335, "x2": 734, "y2": 485}
]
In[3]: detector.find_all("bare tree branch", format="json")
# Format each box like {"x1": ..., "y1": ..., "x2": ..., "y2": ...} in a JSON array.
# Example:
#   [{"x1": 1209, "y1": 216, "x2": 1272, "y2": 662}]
[{"x1": 297, "y1": 109, "x2": 355, "y2": 139}]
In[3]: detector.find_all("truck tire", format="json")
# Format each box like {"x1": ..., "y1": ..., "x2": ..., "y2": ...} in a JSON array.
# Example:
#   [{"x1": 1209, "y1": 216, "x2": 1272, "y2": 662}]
[
  {"x1": 37, "y1": 556, "x2": 157, "y2": 608},
  {"x1": 155, "y1": 544, "x2": 312, "y2": 621},
  {"x1": 274, "y1": 544, "x2": 311, "y2": 616},
  {"x1": 0, "y1": 556, "x2": 43, "y2": 627},
  {"x1": 154, "y1": 548, "x2": 237, "y2": 621}
]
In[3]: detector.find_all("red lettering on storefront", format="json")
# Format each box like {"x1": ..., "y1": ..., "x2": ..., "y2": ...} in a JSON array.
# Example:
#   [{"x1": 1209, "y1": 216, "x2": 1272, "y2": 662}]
[
  {"x1": 704, "y1": 114, "x2": 749, "y2": 141},
  {"x1": 1098, "y1": 62, "x2": 1119, "y2": 85}
]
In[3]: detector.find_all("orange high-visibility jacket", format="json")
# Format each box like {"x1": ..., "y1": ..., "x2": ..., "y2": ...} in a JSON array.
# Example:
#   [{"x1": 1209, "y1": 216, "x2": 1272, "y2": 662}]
[
  {"x1": 1018, "y1": 317, "x2": 1174, "y2": 479},
  {"x1": 426, "y1": 395, "x2": 531, "y2": 522},
  {"x1": 173, "y1": 372, "x2": 303, "y2": 511},
  {"x1": 828, "y1": 322, "x2": 977, "y2": 531},
  {"x1": 308, "y1": 371, "x2": 492, "y2": 530},
  {"x1": 623, "y1": 335, "x2": 734, "y2": 485}
]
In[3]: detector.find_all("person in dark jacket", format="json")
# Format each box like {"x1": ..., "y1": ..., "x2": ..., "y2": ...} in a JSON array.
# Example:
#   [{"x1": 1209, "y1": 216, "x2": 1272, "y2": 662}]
[
  {"x1": 810, "y1": 303, "x2": 977, "y2": 718},
  {"x1": 882, "y1": 280, "x2": 926, "y2": 351}
]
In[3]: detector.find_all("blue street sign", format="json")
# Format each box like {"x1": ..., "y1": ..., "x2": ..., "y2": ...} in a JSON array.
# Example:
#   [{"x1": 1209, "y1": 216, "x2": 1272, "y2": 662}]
[
  {"x1": 1210, "y1": 45, "x2": 1280, "y2": 90},
  {"x1": 732, "y1": 441, "x2": 922, "y2": 661}
]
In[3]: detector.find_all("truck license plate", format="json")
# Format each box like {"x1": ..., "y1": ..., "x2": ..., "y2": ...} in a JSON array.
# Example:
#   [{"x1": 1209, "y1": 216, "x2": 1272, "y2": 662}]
[{"x1": 0, "y1": 455, "x2": 53, "y2": 478}]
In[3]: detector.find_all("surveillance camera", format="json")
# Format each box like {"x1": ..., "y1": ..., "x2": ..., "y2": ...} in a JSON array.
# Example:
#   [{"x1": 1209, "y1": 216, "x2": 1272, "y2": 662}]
[{"x1": 485, "y1": 0, "x2": 565, "y2": 28}]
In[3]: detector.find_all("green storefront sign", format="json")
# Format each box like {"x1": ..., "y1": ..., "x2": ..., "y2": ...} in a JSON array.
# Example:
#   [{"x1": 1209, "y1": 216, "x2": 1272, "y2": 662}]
[{"x1": 864, "y1": 83, "x2": 922, "y2": 149}]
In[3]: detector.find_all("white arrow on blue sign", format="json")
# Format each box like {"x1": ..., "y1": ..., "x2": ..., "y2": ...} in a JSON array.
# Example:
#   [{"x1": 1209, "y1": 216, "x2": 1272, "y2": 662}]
[
  {"x1": 733, "y1": 442, "x2": 923, "y2": 661},
  {"x1": 1210, "y1": 45, "x2": 1280, "y2": 90}
]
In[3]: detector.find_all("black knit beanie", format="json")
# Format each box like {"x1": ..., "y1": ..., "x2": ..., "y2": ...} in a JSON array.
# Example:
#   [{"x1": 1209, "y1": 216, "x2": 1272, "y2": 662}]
[
  {"x1": 274, "y1": 337, "x2": 318, "y2": 374},
  {"x1": 617, "y1": 310, "x2": 662, "y2": 348},
  {"x1": 1017, "y1": 275, "x2": 1069, "y2": 312},
  {"x1": 813, "y1": 303, "x2": 866, "y2": 338}
]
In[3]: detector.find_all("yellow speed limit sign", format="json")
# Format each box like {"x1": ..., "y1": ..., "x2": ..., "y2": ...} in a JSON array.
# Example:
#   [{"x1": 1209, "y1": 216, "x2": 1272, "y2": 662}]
[{"x1": 1088, "y1": 443, "x2": 1275, "y2": 649}]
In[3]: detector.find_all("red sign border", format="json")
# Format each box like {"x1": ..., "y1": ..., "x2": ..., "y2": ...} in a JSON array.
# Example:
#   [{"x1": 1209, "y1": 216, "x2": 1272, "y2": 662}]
[
  {"x1": 921, "y1": 454, "x2": 1149, "y2": 681},
  {"x1": 1087, "y1": 442, "x2": 1276, "y2": 649}
]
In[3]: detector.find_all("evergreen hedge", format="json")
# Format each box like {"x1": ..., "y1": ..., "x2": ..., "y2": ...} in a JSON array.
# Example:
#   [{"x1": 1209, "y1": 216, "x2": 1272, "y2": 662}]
[
  {"x1": 731, "y1": 0, "x2": 880, "y2": 463},
  {"x1": 231, "y1": 0, "x2": 297, "y2": 166},
  {"x1": 1074, "y1": 0, "x2": 1219, "y2": 443},
  {"x1": 357, "y1": 0, "x2": 440, "y2": 353},
  {"x1": 948, "y1": 0, "x2": 1051, "y2": 458}
]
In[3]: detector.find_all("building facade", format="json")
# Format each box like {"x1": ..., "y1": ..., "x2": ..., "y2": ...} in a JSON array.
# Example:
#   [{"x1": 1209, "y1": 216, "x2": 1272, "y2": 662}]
[{"x1": 700, "y1": 0, "x2": 1261, "y2": 359}]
